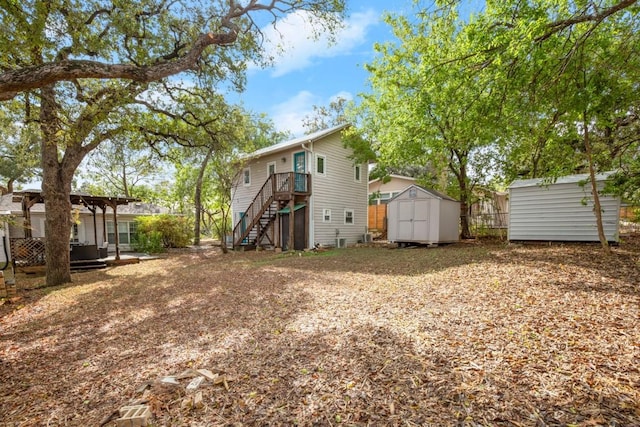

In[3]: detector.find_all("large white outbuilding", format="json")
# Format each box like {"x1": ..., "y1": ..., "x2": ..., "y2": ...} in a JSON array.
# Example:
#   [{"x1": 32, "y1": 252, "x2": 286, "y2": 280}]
[
  {"x1": 387, "y1": 185, "x2": 460, "y2": 245},
  {"x1": 508, "y1": 172, "x2": 620, "y2": 242}
]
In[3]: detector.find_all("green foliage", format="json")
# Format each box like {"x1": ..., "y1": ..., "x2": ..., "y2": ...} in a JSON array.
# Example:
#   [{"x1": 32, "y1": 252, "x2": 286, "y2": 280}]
[
  {"x1": 302, "y1": 97, "x2": 351, "y2": 135},
  {"x1": 132, "y1": 230, "x2": 165, "y2": 254},
  {"x1": 134, "y1": 215, "x2": 193, "y2": 252},
  {"x1": 0, "y1": 96, "x2": 40, "y2": 191}
]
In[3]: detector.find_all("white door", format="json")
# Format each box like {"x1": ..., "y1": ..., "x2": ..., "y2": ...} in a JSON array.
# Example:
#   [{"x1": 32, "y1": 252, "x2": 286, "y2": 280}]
[
  {"x1": 396, "y1": 199, "x2": 430, "y2": 241},
  {"x1": 397, "y1": 200, "x2": 414, "y2": 241},
  {"x1": 413, "y1": 199, "x2": 430, "y2": 240}
]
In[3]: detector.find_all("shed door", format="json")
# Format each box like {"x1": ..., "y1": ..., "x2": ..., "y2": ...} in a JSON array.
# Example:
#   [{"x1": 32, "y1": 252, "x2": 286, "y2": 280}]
[
  {"x1": 413, "y1": 199, "x2": 430, "y2": 239},
  {"x1": 396, "y1": 199, "x2": 430, "y2": 241},
  {"x1": 397, "y1": 200, "x2": 414, "y2": 241}
]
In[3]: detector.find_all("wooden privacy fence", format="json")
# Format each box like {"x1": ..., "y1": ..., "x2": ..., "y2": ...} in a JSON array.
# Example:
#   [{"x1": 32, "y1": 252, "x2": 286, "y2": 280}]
[{"x1": 368, "y1": 204, "x2": 387, "y2": 232}]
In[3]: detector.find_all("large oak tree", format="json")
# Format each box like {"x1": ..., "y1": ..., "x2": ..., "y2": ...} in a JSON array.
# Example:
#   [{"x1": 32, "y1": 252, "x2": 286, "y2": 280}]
[{"x1": 0, "y1": 0, "x2": 345, "y2": 286}]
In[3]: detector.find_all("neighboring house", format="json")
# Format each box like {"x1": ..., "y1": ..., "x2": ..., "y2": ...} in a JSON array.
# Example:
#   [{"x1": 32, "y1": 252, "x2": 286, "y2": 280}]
[
  {"x1": 367, "y1": 175, "x2": 416, "y2": 233},
  {"x1": 387, "y1": 185, "x2": 460, "y2": 245},
  {"x1": 368, "y1": 175, "x2": 417, "y2": 205},
  {"x1": 508, "y1": 172, "x2": 620, "y2": 242},
  {"x1": 231, "y1": 124, "x2": 368, "y2": 250}
]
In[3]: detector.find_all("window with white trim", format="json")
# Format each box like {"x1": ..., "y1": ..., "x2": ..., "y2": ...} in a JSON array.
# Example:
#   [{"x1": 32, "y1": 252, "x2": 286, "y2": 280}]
[
  {"x1": 316, "y1": 154, "x2": 326, "y2": 176},
  {"x1": 267, "y1": 161, "x2": 276, "y2": 176},
  {"x1": 323, "y1": 209, "x2": 331, "y2": 223},
  {"x1": 107, "y1": 221, "x2": 137, "y2": 245},
  {"x1": 344, "y1": 209, "x2": 354, "y2": 225},
  {"x1": 243, "y1": 168, "x2": 251, "y2": 186},
  {"x1": 354, "y1": 164, "x2": 362, "y2": 182}
]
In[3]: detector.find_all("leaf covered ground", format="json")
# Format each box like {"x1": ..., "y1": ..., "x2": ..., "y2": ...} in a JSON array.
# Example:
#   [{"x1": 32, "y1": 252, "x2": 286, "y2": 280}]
[{"x1": 1, "y1": 238, "x2": 639, "y2": 426}]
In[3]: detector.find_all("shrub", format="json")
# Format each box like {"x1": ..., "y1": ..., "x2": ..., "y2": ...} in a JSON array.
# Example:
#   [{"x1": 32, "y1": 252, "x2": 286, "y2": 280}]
[{"x1": 133, "y1": 215, "x2": 193, "y2": 252}]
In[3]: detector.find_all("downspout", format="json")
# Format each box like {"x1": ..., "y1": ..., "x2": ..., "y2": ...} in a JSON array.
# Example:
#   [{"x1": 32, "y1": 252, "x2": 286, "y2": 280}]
[{"x1": 301, "y1": 141, "x2": 314, "y2": 249}]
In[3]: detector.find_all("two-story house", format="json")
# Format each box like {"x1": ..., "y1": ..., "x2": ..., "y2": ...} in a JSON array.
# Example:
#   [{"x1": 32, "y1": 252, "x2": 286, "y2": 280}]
[{"x1": 231, "y1": 124, "x2": 368, "y2": 251}]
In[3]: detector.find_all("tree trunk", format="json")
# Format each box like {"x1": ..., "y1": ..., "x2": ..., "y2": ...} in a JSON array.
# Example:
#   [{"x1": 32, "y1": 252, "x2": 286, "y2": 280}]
[
  {"x1": 193, "y1": 147, "x2": 214, "y2": 246},
  {"x1": 219, "y1": 208, "x2": 229, "y2": 254},
  {"x1": 41, "y1": 86, "x2": 73, "y2": 285},
  {"x1": 450, "y1": 149, "x2": 472, "y2": 239},
  {"x1": 583, "y1": 114, "x2": 610, "y2": 254},
  {"x1": 458, "y1": 178, "x2": 472, "y2": 239}
]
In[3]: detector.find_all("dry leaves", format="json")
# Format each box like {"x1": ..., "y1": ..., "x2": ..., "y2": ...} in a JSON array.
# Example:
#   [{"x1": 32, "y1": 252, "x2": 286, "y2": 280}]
[{"x1": 1, "y1": 237, "x2": 639, "y2": 426}]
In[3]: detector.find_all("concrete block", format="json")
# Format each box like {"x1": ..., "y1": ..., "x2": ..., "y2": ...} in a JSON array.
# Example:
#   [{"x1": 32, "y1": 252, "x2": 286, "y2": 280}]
[{"x1": 115, "y1": 404, "x2": 151, "y2": 427}]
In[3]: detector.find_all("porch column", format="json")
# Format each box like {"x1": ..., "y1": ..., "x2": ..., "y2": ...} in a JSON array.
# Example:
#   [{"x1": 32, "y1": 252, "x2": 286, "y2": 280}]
[
  {"x1": 108, "y1": 202, "x2": 121, "y2": 261},
  {"x1": 100, "y1": 206, "x2": 107, "y2": 246}
]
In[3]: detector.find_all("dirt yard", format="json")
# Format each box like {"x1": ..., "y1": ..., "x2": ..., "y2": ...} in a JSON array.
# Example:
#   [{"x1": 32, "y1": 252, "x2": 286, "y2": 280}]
[{"x1": 1, "y1": 239, "x2": 639, "y2": 426}]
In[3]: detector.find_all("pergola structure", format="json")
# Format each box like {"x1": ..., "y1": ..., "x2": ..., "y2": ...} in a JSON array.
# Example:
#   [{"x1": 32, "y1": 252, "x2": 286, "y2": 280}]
[{"x1": 12, "y1": 190, "x2": 140, "y2": 261}]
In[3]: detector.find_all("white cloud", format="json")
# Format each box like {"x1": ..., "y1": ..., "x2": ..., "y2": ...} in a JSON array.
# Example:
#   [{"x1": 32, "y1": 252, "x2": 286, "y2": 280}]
[
  {"x1": 329, "y1": 91, "x2": 353, "y2": 103},
  {"x1": 255, "y1": 9, "x2": 379, "y2": 77},
  {"x1": 271, "y1": 91, "x2": 318, "y2": 135},
  {"x1": 272, "y1": 90, "x2": 354, "y2": 136}
]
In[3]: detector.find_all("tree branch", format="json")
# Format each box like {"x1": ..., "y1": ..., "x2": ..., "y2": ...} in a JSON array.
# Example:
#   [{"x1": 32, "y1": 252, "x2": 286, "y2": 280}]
[
  {"x1": 536, "y1": 0, "x2": 638, "y2": 42},
  {"x1": 0, "y1": 32, "x2": 235, "y2": 101}
]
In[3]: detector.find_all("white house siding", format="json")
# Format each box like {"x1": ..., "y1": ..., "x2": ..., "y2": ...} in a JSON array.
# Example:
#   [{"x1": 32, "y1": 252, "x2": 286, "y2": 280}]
[
  {"x1": 310, "y1": 134, "x2": 368, "y2": 247},
  {"x1": 508, "y1": 173, "x2": 620, "y2": 242}
]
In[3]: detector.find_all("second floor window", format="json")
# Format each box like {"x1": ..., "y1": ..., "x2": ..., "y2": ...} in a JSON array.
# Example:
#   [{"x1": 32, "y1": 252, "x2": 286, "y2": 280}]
[
  {"x1": 243, "y1": 168, "x2": 251, "y2": 186},
  {"x1": 316, "y1": 154, "x2": 326, "y2": 176}
]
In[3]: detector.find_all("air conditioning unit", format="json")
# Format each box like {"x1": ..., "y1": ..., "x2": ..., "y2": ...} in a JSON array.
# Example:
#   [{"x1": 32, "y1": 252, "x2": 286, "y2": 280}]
[
  {"x1": 362, "y1": 233, "x2": 372, "y2": 243},
  {"x1": 335, "y1": 238, "x2": 346, "y2": 248}
]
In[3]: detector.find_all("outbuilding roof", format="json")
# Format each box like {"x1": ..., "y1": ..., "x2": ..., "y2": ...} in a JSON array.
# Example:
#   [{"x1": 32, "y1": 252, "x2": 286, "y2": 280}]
[
  {"x1": 509, "y1": 171, "x2": 615, "y2": 189},
  {"x1": 388, "y1": 184, "x2": 458, "y2": 203}
]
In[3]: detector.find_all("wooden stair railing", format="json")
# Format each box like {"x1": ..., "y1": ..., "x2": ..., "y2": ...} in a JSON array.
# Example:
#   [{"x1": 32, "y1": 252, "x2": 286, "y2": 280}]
[
  {"x1": 232, "y1": 174, "x2": 276, "y2": 248},
  {"x1": 232, "y1": 172, "x2": 311, "y2": 248}
]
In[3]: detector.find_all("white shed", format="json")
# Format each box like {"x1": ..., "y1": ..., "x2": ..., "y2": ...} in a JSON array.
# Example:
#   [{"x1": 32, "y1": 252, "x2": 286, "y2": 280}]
[
  {"x1": 508, "y1": 172, "x2": 620, "y2": 242},
  {"x1": 387, "y1": 185, "x2": 460, "y2": 245}
]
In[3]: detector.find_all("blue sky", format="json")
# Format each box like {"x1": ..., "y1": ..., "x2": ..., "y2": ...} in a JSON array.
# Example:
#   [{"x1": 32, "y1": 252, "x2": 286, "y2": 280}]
[{"x1": 228, "y1": 0, "x2": 413, "y2": 136}]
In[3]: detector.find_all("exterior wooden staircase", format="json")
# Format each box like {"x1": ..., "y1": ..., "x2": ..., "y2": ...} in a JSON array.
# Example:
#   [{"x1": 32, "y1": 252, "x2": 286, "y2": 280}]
[{"x1": 232, "y1": 172, "x2": 311, "y2": 249}]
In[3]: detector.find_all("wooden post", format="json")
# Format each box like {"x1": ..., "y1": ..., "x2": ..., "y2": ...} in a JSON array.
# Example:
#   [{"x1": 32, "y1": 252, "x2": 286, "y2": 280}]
[
  {"x1": 288, "y1": 199, "x2": 295, "y2": 251},
  {"x1": 100, "y1": 205, "x2": 107, "y2": 246},
  {"x1": 111, "y1": 203, "x2": 120, "y2": 261},
  {"x1": 87, "y1": 205, "x2": 99, "y2": 257},
  {"x1": 21, "y1": 195, "x2": 38, "y2": 238}
]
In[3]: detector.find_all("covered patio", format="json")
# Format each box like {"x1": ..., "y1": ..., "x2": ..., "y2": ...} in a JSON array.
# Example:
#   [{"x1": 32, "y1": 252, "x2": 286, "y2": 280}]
[{"x1": 9, "y1": 191, "x2": 139, "y2": 271}]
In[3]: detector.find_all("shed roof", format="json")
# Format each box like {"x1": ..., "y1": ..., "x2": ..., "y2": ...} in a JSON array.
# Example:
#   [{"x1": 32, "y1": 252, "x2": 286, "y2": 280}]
[
  {"x1": 389, "y1": 184, "x2": 458, "y2": 203},
  {"x1": 248, "y1": 123, "x2": 349, "y2": 159},
  {"x1": 509, "y1": 172, "x2": 615, "y2": 189}
]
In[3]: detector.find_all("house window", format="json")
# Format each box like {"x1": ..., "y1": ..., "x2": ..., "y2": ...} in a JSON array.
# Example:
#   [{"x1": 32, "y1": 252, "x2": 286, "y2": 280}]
[
  {"x1": 344, "y1": 209, "x2": 354, "y2": 225},
  {"x1": 243, "y1": 168, "x2": 251, "y2": 186},
  {"x1": 107, "y1": 221, "x2": 137, "y2": 245},
  {"x1": 316, "y1": 154, "x2": 326, "y2": 176},
  {"x1": 323, "y1": 209, "x2": 331, "y2": 223},
  {"x1": 354, "y1": 164, "x2": 362, "y2": 182},
  {"x1": 267, "y1": 162, "x2": 276, "y2": 176}
]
